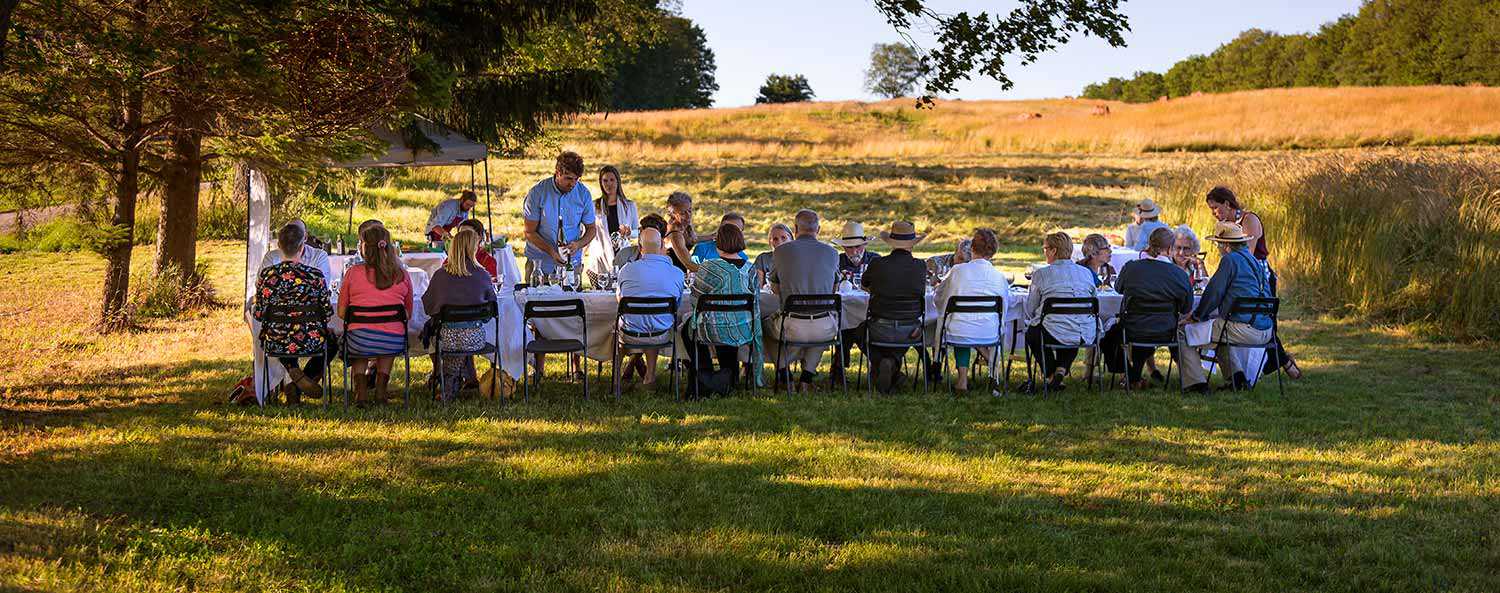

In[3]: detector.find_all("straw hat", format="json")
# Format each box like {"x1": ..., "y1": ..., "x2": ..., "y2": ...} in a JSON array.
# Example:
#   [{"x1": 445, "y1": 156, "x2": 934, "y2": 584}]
[
  {"x1": 1136, "y1": 198, "x2": 1163, "y2": 218},
  {"x1": 1205, "y1": 221, "x2": 1252, "y2": 243},
  {"x1": 878, "y1": 221, "x2": 926, "y2": 249},
  {"x1": 830, "y1": 221, "x2": 869, "y2": 247}
]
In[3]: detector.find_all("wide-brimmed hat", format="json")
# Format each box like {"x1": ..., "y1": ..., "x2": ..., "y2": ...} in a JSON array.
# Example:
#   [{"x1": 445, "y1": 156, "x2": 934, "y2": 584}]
[
  {"x1": 878, "y1": 221, "x2": 926, "y2": 249},
  {"x1": 1205, "y1": 221, "x2": 1252, "y2": 243},
  {"x1": 1136, "y1": 198, "x2": 1162, "y2": 218},
  {"x1": 831, "y1": 221, "x2": 869, "y2": 247}
]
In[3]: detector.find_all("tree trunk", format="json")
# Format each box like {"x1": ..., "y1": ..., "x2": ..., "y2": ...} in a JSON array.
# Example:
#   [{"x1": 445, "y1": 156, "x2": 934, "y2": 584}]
[
  {"x1": 100, "y1": 87, "x2": 144, "y2": 331},
  {"x1": 154, "y1": 109, "x2": 203, "y2": 280},
  {"x1": 0, "y1": 0, "x2": 18, "y2": 68}
]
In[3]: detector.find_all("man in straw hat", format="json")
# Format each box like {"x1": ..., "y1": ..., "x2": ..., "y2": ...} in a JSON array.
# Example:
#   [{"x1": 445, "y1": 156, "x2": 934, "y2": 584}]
[
  {"x1": 1126, "y1": 197, "x2": 1169, "y2": 252},
  {"x1": 858, "y1": 221, "x2": 929, "y2": 392},
  {"x1": 1176, "y1": 221, "x2": 1274, "y2": 392},
  {"x1": 828, "y1": 221, "x2": 880, "y2": 382}
]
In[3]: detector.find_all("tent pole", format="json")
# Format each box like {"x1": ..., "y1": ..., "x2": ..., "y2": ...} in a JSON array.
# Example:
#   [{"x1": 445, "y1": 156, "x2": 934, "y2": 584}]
[
  {"x1": 469, "y1": 162, "x2": 476, "y2": 192},
  {"x1": 483, "y1": 158, "x2": 493, "y2": 241}
]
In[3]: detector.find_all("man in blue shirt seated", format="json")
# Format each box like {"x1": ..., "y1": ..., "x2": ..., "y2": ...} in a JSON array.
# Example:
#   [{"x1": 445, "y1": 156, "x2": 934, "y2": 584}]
[
  {"x1": 1177, "y1": 221, "x2": 1274, "y2": 392},
  {"x1": 616, "y1": 228, "x2": 685, "y2": 389},
  {"x1": 691, "y1": 212, "x2": 748, "y2": 262}
]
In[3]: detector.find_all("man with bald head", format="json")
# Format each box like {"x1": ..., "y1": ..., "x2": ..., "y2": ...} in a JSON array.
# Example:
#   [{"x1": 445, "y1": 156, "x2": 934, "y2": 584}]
[{"x1": 615, "y1": 227, "x2": 685, "y2": 387}]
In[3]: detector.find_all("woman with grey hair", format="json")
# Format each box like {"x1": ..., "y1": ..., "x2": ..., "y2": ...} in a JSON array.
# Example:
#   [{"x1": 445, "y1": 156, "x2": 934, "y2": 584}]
[
  {"x1": 1172, "y1": 225, "x2": 1209, "y2": 290},
  {"x1": 1077, "y1": 233, "x2": 1117, "y2": 289},
  {"x1": 925, "y1": 238, "x2": 972, "y2": 284}
]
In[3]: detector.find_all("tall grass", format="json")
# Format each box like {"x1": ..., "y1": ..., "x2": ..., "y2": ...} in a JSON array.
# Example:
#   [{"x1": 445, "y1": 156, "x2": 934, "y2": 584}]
[
  {"x1": 1154, "y1": 151, "x2": 1500, "y2": 340},
  {"x1": 565, "y1": 86, "x2": 1500, "y2": 160}
]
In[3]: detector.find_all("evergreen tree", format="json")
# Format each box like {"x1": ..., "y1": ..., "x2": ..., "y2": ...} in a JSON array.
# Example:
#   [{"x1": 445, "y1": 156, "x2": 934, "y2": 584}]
[{"x1": 755, "y1": 74, "x2": 815, "y2": 104}]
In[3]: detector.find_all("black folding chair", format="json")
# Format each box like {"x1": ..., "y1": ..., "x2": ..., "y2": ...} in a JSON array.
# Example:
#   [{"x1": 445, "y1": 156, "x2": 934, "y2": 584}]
[
  {"x1": 1112, "y1": 299, "x2": 1180, "y2": 393},
  {"x1": 258, "y1": 303, "x2": 330, "y2": 407},
  {"x1": 689, "y1": 293, "x2": 758, "y2": 399},
  {"x1": 1027, "y1": 297, "x2": 1104, "y2": 397},
  {"x1": 1205, "y1": 296, "x2": 1284, "y2": 396},
  {"x1": 339, "y1": 304, "x2": 412, "y2": 407},
  {"x1": 613, "y1": 296, "x2": 679, "y2": 399},
  {"x1": 935, "y1": 296, "x2": 1006, "y2": 396},
  {"x1": 522, "y1": 298, "x2": 588, "y2": 402},
  {"x1": 431, "y1": 301, "x2": 501, "y2": 403},
  {"x1": 775, "y1": 294, "x2": 844, "y2": 396},
  {"x1": 859, "y1": 296, "x2": 928, "y2": 395}
]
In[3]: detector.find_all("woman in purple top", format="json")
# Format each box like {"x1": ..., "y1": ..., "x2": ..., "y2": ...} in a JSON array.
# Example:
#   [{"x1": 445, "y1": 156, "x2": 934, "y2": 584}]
[{"x1": 422, "y1": 228, "x2": 496, "y2": 400}]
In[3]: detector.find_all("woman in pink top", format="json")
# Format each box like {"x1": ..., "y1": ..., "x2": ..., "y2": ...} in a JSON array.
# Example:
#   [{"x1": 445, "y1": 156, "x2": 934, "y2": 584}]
[{"x1": 338, "y1": 225, "x2": 413, "y2": 405}]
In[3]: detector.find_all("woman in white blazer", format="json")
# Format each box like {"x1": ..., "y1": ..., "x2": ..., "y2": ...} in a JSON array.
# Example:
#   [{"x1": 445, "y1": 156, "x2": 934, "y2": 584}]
[
  {"x1": 586, "y1": 164, "x2": 640, "y2": 277},
  {"x1": 935, "y1": 228, "x2": 1010, "y2": 390}
]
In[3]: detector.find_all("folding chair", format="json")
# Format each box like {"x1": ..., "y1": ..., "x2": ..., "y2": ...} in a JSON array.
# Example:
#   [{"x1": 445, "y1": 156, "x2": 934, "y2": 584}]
[
  {"x1": 934, "y1": 296, "x2": 1005, "y2": 396},
  {"x1": 257, "y1": 303, "x2": 330, "y2": 407},
  {"x1": 690, "y1": 293, "x2": 758, "y2": 399},
  {"x1": 522, "y1": 298, "x2": 588, "y2": 402},
  {"x1": 431, "y1": 301, "x2": 501, "y2": 403},
  {"x1": 858, "y1": 296, "x2": 928, "y2": 395},
  {"x1": 1112, "y1": 299, "x2": 1180, "y2": 393},
  {"x1": 1205, "y1": 296, "x2": 1284, "y2": 396},
  {"x1": 1027, "y1": 297, "x2": 1104, "y2": 397},
  {"x1": 340, "y1": 304, "x2": 411, "y2": 407},
  {"x1": 613, "y1": 296, "x2": 679, "y2": 399},
  {"x1": 775, "y1": 294, "x2": 844, "y2": 396}
]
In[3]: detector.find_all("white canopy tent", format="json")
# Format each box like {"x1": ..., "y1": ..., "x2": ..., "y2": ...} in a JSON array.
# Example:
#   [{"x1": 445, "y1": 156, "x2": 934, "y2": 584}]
[{"x1": 243, "y1": 117, "x2": 494, "y2": 405}]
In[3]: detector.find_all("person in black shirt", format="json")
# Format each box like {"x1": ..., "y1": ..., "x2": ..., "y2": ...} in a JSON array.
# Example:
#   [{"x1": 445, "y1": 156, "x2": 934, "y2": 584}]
[
  {"x1": 860, "y1": 221, "x2": 929, "y2": 393},
  {"x1": 1102, "y1": 227, "x2": 1192, "y2": 389}
]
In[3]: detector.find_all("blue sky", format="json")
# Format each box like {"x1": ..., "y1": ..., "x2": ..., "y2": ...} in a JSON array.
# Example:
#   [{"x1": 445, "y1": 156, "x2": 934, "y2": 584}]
[{"x1": 680, "y1": 0, "x2": 1367, "y2": 106}]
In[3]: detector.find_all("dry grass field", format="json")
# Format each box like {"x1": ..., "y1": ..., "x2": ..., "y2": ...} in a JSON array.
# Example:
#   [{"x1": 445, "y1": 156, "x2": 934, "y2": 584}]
[{"x1": 4, "y1": 87, "x2": 1500, "y2": 592}]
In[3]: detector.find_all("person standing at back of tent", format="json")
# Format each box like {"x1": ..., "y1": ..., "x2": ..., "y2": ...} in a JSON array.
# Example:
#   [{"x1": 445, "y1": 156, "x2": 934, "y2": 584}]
[
  {"x1": 522, "y1": 151, "x2": 596, "y2": 281},
  {"x1": 427, "y1": 190, "x2": 478, "y2": 245}
]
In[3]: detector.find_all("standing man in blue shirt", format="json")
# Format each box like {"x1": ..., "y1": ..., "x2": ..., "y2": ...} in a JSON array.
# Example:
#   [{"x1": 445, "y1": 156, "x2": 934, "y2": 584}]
[{"x1": 522, "y1": 151, "x2": 597, "y2": 280}]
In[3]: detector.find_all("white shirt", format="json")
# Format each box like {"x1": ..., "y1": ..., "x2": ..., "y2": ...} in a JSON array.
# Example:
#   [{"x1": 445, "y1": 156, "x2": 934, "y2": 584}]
[
  {"x1": 1024, "y1": 260, "x2": 1099, "y2": 344},
  {"x1": 935, "y1": 260, "x2": 1010, "y2": 345},
  {"x1": 260, "y1": 244, "x2": 331, "y2": 282}
]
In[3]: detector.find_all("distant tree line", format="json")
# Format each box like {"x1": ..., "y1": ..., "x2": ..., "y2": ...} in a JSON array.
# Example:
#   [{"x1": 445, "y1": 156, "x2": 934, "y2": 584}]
[{"x1": 1082, "y1": 0, "x2": 1500, "y2": 103}]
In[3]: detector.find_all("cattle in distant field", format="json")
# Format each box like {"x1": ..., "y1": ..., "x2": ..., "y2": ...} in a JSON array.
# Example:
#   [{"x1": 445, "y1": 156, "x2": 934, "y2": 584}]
[
  {"x1": 1091, "y1": 105, "x2": 1111, "y2": 116},
  {"x1": 1156, "y1": 95, "x2": 1169, "y2": 102},
  {"x1": 1191, "y1": 91, "x2": 1205, "y2": 97},
  {"x1": 1015, "y1": 112, "x2": 1043, "y2": 121}
]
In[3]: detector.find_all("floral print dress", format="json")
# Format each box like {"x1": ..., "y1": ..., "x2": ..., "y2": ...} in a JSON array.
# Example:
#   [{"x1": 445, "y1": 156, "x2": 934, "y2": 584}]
[{"x1": 253, "y1": 261, "x2": 333, "y2": 356}]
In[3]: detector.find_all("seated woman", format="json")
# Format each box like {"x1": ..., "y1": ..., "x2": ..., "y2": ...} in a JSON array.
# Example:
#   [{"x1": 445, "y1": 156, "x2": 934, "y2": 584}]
[
  {"x1": 663, "y1": 191, "x2": 700, "y2": 273},
  {"x1": 935, "y1": 229, "x2": 1009, "y2": 391},
  {"x1": 1102, "y1": 227, "x2": 1192, "y2": 389},
  {"x1": 1022, "y1": 232, "x2": 1099, "y2": 393},
  {"x1": 423, "y1": 228, "x2": 497, "y2": 401},
  {"x1": 1172, "y1": 224, "x2": 1209, "y2": 290},
  {"x1": 339, "y1": 225, "x2": 414, "y2": 406},
  {"x1": 683, "y1": 223, "x2": 758, "y2": 396},
  {"x1": 253, "y1": 222, "x2": 334, "y2": 405},
  {"x1": 1077, "y1": 233, "x2": 1118, "y2": 289},
  {"x1": 926, "y1": 238, "x2": 972, "y2": 284},
  {"x1": 455, "y1": 219, "x2": 499, "y2": 279},
  {"x1": 752, "y1": 222, "x2": 793, "y2": 289},
  {"x1": 1177, "y1": 221, "x2": 1274, "y2": 392}
]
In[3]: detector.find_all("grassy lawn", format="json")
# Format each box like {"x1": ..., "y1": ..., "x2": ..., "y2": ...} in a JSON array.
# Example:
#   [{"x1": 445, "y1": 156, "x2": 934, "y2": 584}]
[{"x1": 4, "y1": 146, "x2": 1500, "y2": 591}]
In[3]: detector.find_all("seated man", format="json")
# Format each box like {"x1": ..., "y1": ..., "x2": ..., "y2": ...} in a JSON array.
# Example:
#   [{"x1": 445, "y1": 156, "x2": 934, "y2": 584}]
[
  {"x1": 1177, "y1": 221, "x2": 1274, "y2": 392},
  {"x1": 1102, "y1": 227, "x2": 1191, "y2": 389},
  {"x1": 259, "y1": 219, "x2": 330, "y2": 281},
  {"x1": 860, "y1": 221, "x2": 928, "y2": 393},
  {"x1": 831, "y1": 221, "x2": 878, "y2": 381},
  {"x1": 770, "y1": 209, "x2": 840, "y2": 392},
  {"x1": 427, "y1": 190, "x2": 478, "y2": 244},
  {"x1": 925, "y1": 238, "x2": 971, "y2": 284},
  {"x1": 615, "y1": 228, "x2": 685, "y2": 389},
  {"x1": 1126, "y1": 198, "x2": 1169, "y2": 252},
  {"x1": 1022, "y1": 232, "x2": 1099, "y2": 393},
  {"x1": 692, "y1": 212, "x2": 748, "y2": 262}
]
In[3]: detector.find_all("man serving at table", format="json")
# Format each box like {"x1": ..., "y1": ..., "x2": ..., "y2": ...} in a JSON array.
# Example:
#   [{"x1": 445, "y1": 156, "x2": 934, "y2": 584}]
[
  {"x1": 426, "y1": 190, "x2": 479, "y2": 244},
  {"x1": 522, "y1": 151, "x2": 597, "y2": 280}
]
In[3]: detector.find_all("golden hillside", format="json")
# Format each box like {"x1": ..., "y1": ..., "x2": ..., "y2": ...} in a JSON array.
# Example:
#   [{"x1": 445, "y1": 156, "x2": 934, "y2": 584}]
[{"x1": 562, "y1": 86, "x2": 1500, "y2": 158}]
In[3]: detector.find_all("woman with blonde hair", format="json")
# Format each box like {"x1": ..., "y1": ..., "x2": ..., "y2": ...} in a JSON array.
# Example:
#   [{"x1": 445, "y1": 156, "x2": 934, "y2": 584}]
[
  {"x1": 339, "y1": 225, "x2": 414, "y2": 405},
  {"x1": 1021, "y1": 231, "x2": 1099, "y2": 393},
  {"x1": 422, "y1": 227, "x2": 497, "y2": 400}
]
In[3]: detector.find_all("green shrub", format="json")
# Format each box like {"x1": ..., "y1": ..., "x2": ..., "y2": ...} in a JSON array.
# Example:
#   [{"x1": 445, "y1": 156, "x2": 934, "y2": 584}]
[
  {"x1": 128, "y1": 263, "x2": 221, "y2": 320},
  {"x1": 1155, "y1": 152, "x2": 1500, "y2": 340}
]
